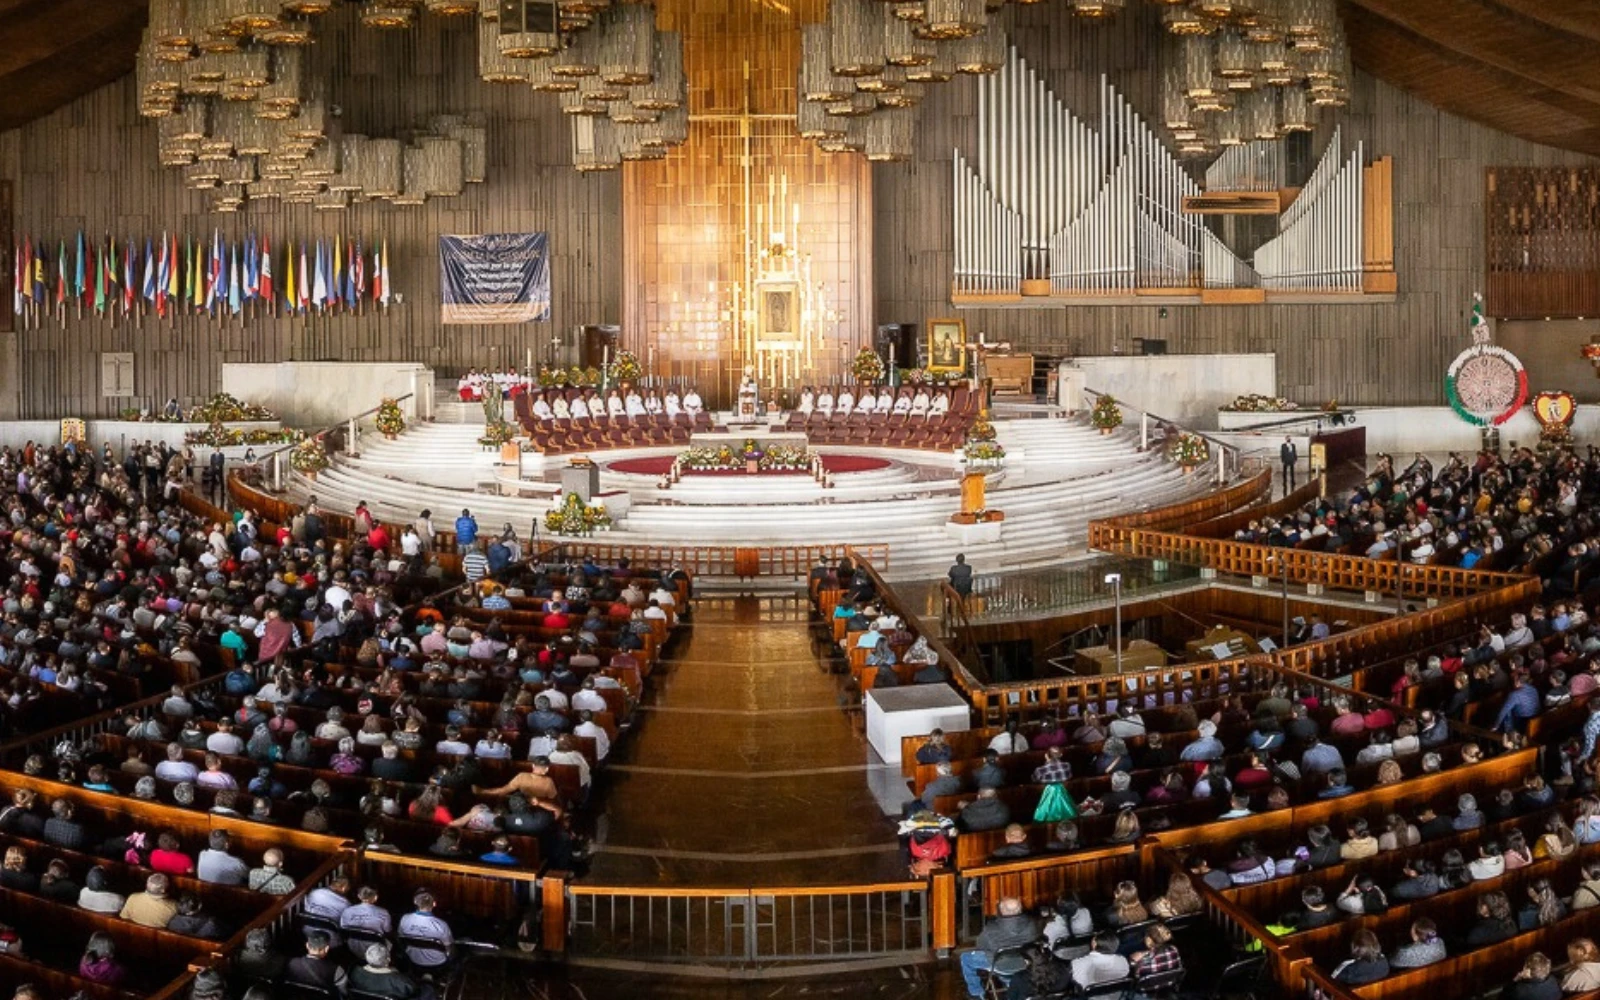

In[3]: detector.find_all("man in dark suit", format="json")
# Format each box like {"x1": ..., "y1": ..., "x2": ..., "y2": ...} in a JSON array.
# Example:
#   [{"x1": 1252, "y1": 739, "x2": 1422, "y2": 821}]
[
  {"x1": 1281, "y1": 436, "x2": 1298, "y2": 492},
  {"x1": 947, "y1": 554, "x2": 973, "y2": 598}
]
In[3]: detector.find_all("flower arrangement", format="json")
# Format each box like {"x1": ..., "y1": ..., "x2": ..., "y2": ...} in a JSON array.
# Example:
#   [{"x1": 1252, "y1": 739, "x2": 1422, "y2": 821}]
[
  {"x1": 678, "y1": 443, "x2": 813, "y2": 471},
  {"x1": 478, "y1": 421, "x2": 516, "y2": 448},
  {"x1": 290, "y1": 436, "x2": 330, "y2": 475},
  {"x1": 535, "y1": 365, "x2": 607, "y2": 388},
  {"x1": 544, "y1": 492, "x2": 609, "y2": 535},
  {"x1": 611, "y1": 350, "x2": 644, "y2": 382},
  {"x1": 536, "y1": 366, "x2": 565, "y2": 387},
  {"x1": 851, "y1": 348, "x2": 886, "y2": 384},
  {"x1": 898, "y1": 368, "x2": 960, "y2": 386},
  {"x1": 964, "y1": 440, "x2": 1007, "y2": 463},
  {"x1": 184, "y1": 423, "x2": 303, "y2": 448},
  {"x1": 1169, "y1": 433, "x2": 1210, "y2": 468},
  {"x1": 1222, "y1": 394, "x2": 1299, "y2": 413},
  {"x1": 968, "y1": 418, "x2": 997, "y2": 442},
  {"x1": 375, "y1": 398, "x2": 406, "y2": 437},
  {"x1": 187, "y1": 392, "x2": 279, "y2": 423},
  {"x1": 1091, "y1": 395, "x2": 1123, "y2": 431},
  {"x1": 759, "y1": 444, "x2": 811, "y2": 471}
]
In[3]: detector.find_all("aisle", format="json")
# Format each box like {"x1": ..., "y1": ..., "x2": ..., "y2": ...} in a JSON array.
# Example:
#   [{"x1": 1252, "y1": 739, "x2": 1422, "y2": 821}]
[{"x1": 585, "y1": 592, "x2": 909, "y2": 887}]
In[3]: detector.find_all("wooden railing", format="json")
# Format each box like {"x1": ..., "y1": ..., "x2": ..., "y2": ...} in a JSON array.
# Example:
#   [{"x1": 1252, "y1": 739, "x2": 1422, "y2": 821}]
[
  {"x1": 847, "y1": 544, "x2": 986, "y2": 699},
  {"x1": 1089, "y1": 520, "x2": 1531, "y2": 601},
  {"x1": 557, "y1": 541, "x2": 888, "y2": 578},
  {"x1": 1183, "y1": 476, "x2": 1324, "y2": 539},
  {"x1": 1096, "y1": 467, "x2": 1272, "y2": 532}
]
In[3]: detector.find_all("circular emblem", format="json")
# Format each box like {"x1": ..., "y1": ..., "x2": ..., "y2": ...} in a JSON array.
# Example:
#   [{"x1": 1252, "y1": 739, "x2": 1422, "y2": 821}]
[{"x1": 1445, "y1": 344, "x2": 1527, "y2": 427}]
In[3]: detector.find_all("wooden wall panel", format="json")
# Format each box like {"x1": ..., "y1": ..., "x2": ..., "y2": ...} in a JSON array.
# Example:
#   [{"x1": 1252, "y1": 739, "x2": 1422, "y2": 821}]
[
  {"x1": 871, "y1": 4, "x2": 1598, "y2": 407},
  {"x1": 0, "y1": 9, "x2": 621, "y2": 419}
]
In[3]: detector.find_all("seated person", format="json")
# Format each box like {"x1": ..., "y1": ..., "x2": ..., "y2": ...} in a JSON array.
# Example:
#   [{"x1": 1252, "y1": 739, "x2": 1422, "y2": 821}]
[
  {"x1": 1331, "y1": 929, "x2": 1390, "y2": 986},
  {"x1": 1070, "y1": 932, "x2": 1131, "y2": 990}
]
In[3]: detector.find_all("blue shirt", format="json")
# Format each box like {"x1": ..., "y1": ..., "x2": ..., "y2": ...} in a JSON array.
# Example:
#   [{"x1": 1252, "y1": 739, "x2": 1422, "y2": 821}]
[
  {"x1": 1583, "y1": 711, "x2": 1600, "y2": 761},
  {"x1": 1179, "y1": 737, "x2": 1223, "y2": 761},
  {"x1": 1494, "y1": 685, "x2": 1541, "y2": 731},
  {"x1": 455, "y1": 516, "x2": 478, "y2": 545},
  {"x1": 1300, "y1": 742, "x2": 1344, "y2": 774}
]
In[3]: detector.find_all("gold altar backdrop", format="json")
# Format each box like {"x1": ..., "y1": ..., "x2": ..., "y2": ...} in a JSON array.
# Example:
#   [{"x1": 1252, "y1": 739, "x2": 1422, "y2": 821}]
[{"x1": 622, "y1": 0, "x2": 873, "y2": 408}]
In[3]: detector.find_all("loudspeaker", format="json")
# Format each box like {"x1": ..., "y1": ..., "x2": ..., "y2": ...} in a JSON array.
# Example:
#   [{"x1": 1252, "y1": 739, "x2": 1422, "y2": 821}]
[{"x1": 875, "y1": 323, "x2": 916, "y2": 368}]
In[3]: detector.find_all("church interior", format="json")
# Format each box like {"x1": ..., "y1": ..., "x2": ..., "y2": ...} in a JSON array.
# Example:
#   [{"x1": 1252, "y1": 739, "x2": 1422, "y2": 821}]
[{"x1": 2, "y1": 1, "x2": 1600, "y2": 999}]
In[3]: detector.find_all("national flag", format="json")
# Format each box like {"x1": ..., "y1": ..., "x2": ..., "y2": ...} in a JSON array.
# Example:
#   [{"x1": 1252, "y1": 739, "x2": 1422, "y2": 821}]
[
  {"x1": 205, "y1": 231, "x2": 219, "y2": 311},
  {"x1": 353, "y1": 238, "x2": 365, "y2": 303},
  {"x1": 244, "y1": 235, "x2": 258, "y2": 300},
  {"x1": 312, "y1": 238, "x2": 327, "y2": 307},
  {"x1": 167, "y1": 233, "x2": 180, "y2": 304},
  {"x1": 106, "y1": 237, "x2": 119, "y2": 302},
  {"x1": 330, "y1": 237, "x2": 342, "y2": 310},
  {"x1": 259, "y1": 236, "x2": 273, "y2": 304},
  {"x1": 141, "y1": 239, "x2": 155, "y2": 303},
  {"x1": 298, "y1": 242, "x2": 309, "y2": 310},
  {"x1": 73, "y1": 231, "x2": 86, "y2": 305},
  {"x1": 283, "y1": 240, "x2": 296, "y2": 312},
  {"x1": 56, "y1": 241, "x2": 67, "y2": 309},
  {"x1": 123, "y1": 240, "x2": 136, "y2": 313},
  {"x1": 378, "y1": 238, "x2": 390, "y2": 309},
  {"x1": 228, "y1": 240, "x2": 242, "y2": 315},
  {"x1": 31, "y1": 240, "x2": 44, "y2": 304},
  {"x1": 11, "y1": 241, "x2": 22, "y2": 316},
  {"x1": 155, "y1": 233, "x2": 169, "y2": 316},
  {"x1": 93, "y1": 240, "x2": 106, "y2": 315}
]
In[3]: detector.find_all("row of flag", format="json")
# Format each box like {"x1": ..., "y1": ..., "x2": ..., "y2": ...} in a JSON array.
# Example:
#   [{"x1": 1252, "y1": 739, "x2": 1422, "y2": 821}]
[{"x1": 9, "y1": 232, "x2": 393, "y2": 325}]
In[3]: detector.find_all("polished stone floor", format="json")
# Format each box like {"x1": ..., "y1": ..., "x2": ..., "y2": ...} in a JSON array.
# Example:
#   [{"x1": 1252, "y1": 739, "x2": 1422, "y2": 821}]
[{"x1": 585, "y1": 592, "x2": 911, "y2": 888}]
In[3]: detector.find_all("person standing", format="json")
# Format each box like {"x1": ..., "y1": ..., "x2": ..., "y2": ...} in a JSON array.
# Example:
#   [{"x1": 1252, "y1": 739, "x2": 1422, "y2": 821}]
[
  {"x1": 1281, "y1": 436, "x2": 1298, "y2": 492},
  {"x1": 948, "y1": 554, "x2": 973, "y2": 599}
]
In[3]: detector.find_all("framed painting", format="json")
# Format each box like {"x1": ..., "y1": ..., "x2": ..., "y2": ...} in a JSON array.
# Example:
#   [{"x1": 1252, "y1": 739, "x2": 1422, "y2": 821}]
[
  {"x1": 927, "y1": 317, "x2": 966, "y2": 373},
  {"x1": 756, "y1": 280, "x2": 799, "y2": 343}
]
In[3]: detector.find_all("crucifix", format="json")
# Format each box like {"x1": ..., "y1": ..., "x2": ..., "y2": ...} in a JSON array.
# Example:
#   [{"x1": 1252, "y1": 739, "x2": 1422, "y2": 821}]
[{"x1": 965, "y1": 330, "x2": 1011, "y2": 411}]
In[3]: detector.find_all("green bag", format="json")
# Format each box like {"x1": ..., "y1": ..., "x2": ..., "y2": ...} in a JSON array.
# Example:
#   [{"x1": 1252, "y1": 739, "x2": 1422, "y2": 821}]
[{"x1": 1033, "y1": 783, "x2": 1078, "y2": 824}]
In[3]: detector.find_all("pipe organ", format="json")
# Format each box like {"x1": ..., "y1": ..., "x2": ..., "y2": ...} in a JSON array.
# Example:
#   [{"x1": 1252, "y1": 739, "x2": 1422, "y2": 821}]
[
  {"x1": 951, "y1": 47, "x2": 1395, "y2": 305},
  {"x1": 1253, "y1": 130, "x2": 1364, "y2": 293}
]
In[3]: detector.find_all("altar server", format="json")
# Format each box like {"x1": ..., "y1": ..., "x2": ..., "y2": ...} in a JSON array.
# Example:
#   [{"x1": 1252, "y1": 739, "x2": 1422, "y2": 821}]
[
  {"x1": 684, "y1": 388, "x2": 704, "y2": 416},
  {"x1": 837, "y1": 387, "x2": 855, "y2": 417},
  {"x1": 911, "y1": 389, "x2": 931, "y2": 416},
  {"x1": 816, "y1": 388, "x2": 835, "y2": 417},
  {"x1": 929, "y1": 391, "x2": 950, "y2": 417},
  {"x1": 606, "y1": 391, "x2": 626, "y2": 418},
  {"x1": 531, "y1": 393, "x2": 554, "y2": 421}
]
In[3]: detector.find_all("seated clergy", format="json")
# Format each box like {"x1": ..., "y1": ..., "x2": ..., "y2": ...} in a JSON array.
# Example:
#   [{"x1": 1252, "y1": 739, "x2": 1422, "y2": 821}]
[
  {"x1": 875, "y1": 387, "x2": 893, "y2": 413},
  {"x1": 798, "y1": 387, "x2": 815, "y2": 415},
  {"x1": 911, "y1": 389, "x2": 931, "y2": 415},
  {"x1": 570, "y1": 394, "x2": 590, "y2": 419},
  {"x1": 837, "y1": 388, "x2": 855, "y2": 417},
  {"x1": 664, "y1": 391, "x2": 682, "y2": 417},
  {"x1": 684, "y1": 388, "x2": 703, "y2": 415},
  {"x1": 856, "y1": 391, "x2": 877, "y2": 415},
  {"x1": 892, "y1": 392, "x2": 913, "y2": 415},
  {"x1": 625, "y1": 390, "x2": 646, "y2": 417},
  {"x1": 644, "y1": 392, "x2": 663, "y2": 415},
  {"x1": 929, "y1": 391, "x2": 950, "y2": 416},
  {"x1": 531, "y1": 394, "x2": 554, "y2": 421},
  {"x1": 816, "y1": 389, "x2": 835, "y2": 416}
]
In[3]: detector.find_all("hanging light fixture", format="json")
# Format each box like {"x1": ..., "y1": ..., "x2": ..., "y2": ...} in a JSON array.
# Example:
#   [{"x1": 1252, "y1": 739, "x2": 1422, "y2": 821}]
[
  {"x1": 921, "y1": 0, "x2": 986, "y2": 40},
  {"x1": 600, "y1": 2, "x2": 655, "y2": 84},
  {"x1": 884, "y1": 15, "x2": 934, "y2": 66},
  {"x1": 864, "y1": 107, "x2": 915, "y2": 161},
  {"x1": 830, "y1": 0, "x2": 885, "y2": 76},
  {"x1": 360, "y1": 3, "x2": 416, "y2": 28},
  {"x1": 1163, "y1": 5, "x2": 1212, "y2": 35},
  {"x1": 879, "y1": 79, "x2": 926, "y2": 108},
  {"x1": 1279, "y1": 84, "x2": 1312, "y2": 130},
  {"x1": 801, "y1": 26, "x2": 852, "y2": 102},
  {"x1": 426, "y1": 0, "x2": 479, "y2": 13},
  {"x1": 630, "y1": 31, "x2": 683, "y2": 107},
  {"x1": 572, "y1": 115, "x2": 621, "y2": 171},
  {"x1": 1069, "y1": 0, "x2": 1126, "y2": 17},
  {"x1": 499, "y1": 0, "x2": 561, "y2": 57},
  {"x1": 479, "y1": 16, "x2": 530, "y2": 80},
  {"x1": 1215, "y1": 30, "x2": 1253, "y2": 78},
  {"x1": 905, "y1": 42, "x2": 955, "y2": 82},
  {"x1": 527, "y1": 56, "x2": 579, "y2": 92},
  {"x1": 798, "y1": 99, "x2": 846, "y2": 140}
]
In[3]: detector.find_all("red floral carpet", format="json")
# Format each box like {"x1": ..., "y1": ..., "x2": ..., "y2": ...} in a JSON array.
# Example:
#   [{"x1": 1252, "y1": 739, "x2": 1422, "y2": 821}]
[{"x1": 607, "y1": 455, "x2": 892, "y2": 477}]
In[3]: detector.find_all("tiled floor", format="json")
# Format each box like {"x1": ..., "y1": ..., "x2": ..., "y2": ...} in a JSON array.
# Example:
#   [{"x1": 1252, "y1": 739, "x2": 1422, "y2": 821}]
[{"x1": 584, "y1": 592, "x2": 912, "y2": 888}]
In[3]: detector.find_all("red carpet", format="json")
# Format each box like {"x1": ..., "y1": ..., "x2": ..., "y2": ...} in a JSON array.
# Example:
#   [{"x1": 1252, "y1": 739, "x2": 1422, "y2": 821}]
[{"x1": 607, "y1": 454, "x2": 892, "y2": 477}]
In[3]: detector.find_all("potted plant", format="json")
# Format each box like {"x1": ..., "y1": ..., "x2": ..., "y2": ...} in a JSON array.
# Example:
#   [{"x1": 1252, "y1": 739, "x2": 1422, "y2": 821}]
[
  {"x1": 478, "y1": 421, "x2": 516, "y2": 451},
  {"x1": 375, "y1": 398, "x2": 406, "y2": 440},
  {"x1": 963, "y1": 440, "x2": 1007, "y2": 468},
  {"x1": 611, "y1": 350, "x2": 644, "y2": 391},
  {"x1": 741, "y1": 438, "x2": 765, "y2": 474},
  {"x1": 1169, "y1": 433, "x2": 1209, "y2": 471},
  {"x1": 1091, "y1": 395, "x2": 1123, "y2": 435},
  {"x1": 851, "y1": 348, "x2": 886, "y2": 387},
  {"x1": 290, "y1": 437, "x2": 330, "y2": 480}
]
